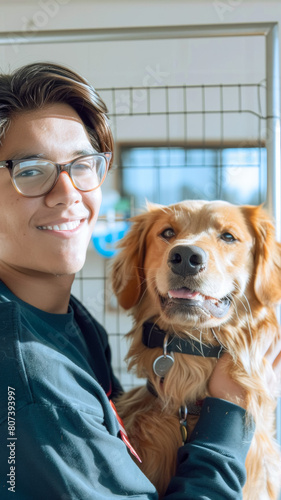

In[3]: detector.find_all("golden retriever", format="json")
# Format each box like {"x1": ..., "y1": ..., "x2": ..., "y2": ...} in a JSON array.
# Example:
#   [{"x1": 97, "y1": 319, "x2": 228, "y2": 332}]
[{"x1": 111, "y1": 200, "x2": 281, "y2": 500}]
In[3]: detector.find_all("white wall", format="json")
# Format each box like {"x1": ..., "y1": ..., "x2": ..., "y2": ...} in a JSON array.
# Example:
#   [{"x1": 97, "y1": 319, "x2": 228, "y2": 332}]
[
  {"x1": 0, "y1": 0, "x2": 280, "y2": 31},
  {"x1": 0, "y1": 1, "x2": 270, "y2": 144},
  {"x1": 0, "y1": 0, "x2": 278, "y2": 87}
]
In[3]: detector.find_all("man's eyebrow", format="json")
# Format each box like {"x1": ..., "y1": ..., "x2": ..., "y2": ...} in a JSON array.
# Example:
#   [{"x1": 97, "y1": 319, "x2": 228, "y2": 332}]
[
  {"x1": 9, "y1": 153, "x2": 45, "y2": 161},
  {"x1": 72, "y1": 148, "x2": 97, "y2": 157},
  {"x1": 9, "y1": 149, "x2": 97, "y2": 161}
]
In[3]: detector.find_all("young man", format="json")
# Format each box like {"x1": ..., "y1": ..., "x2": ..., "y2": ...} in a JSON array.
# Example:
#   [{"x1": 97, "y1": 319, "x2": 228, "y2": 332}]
[{"x1": 0, "y1": 62, "x2": 279, "y2": 499}]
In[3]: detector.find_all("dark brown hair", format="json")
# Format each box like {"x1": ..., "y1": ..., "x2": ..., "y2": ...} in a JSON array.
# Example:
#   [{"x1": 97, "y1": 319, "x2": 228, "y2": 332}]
[{"x1": 0, "y1": 62, "x2": 113, "y2": 166}]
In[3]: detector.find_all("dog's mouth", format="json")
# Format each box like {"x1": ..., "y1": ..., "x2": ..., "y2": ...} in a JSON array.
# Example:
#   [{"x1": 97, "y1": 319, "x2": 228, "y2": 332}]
[{"x1": 159, "y1": 287, "x2": 231, "y2": 319}]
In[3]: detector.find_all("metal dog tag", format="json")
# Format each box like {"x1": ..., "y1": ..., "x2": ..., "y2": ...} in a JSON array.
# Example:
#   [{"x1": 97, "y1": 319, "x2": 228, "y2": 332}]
[
  {"x1": 179, "y1": 405, "x2": 188, "y2": 444},
  {"x1": 153, "y1": 334, "x2": 174, "y2": 377},
  {"x1": 153, "y1": 354, "x2": 174, "y2": 377},
  {"x1": 180, "y1": 424, "x2": 188, "y2": 444}
]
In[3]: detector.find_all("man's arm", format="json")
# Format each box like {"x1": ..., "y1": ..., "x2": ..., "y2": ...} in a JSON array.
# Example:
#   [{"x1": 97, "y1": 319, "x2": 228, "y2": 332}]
[
  {"x1": 0, "y1": 396, "x2": 253, "y2": 500},
  {"x1": 164, "y1": 398, "x2": 254, "y2": 500}
]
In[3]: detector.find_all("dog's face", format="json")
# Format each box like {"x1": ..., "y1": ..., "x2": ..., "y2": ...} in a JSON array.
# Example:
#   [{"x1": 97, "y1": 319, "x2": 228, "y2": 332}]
[
  {"x1": 112, "y1": 200, "x2": 281, "y2": 330},
  {"x1": 141, "y1": 200, "x2": 254, "y2": 328}
]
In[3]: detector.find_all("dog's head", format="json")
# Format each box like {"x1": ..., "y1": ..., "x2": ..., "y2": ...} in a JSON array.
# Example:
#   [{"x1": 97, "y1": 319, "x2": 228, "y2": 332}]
[{"x1": 112, "y1": 200, "x2": 281, "y2": 330}]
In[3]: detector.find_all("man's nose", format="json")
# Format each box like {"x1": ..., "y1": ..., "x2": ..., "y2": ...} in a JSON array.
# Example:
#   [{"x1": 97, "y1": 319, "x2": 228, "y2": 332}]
[{"x1": 44, "y1": 171, "x2": 82, "y2": 206}]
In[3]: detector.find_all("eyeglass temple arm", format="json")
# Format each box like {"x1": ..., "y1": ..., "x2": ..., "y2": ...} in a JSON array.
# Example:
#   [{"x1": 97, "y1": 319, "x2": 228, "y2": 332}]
[{"x1": 0, "y1": 161, "x2": 12, "y2": 169}]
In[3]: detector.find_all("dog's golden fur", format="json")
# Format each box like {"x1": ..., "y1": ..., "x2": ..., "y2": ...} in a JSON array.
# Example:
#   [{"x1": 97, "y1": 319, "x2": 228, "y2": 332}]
[{"x1": 112, "y1": 200, "x2": 281, "y2": 499}]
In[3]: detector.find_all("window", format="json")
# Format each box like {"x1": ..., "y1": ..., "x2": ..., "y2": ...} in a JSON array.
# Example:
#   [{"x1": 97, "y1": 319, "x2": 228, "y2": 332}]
[{"x1": 120, "y1": 146, "x2": 267, "y2": 211}]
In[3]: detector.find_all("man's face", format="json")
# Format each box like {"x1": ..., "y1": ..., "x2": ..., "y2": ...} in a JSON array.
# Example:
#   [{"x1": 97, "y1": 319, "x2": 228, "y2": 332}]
[{"x1": 0, "y1": 103, "x2": 103, "y2": 277}]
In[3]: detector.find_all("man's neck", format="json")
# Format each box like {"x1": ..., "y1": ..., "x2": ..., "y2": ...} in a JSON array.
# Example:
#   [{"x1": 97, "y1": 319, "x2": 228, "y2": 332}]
[{"x1": 0, "y1": 267, "x2": 74, "y2": 314}]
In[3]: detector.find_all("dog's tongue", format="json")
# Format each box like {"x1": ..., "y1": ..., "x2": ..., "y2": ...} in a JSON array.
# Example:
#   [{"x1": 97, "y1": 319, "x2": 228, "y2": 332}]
[{"x1": 168, "y1": 288, "x2": 201, "y2": 300}]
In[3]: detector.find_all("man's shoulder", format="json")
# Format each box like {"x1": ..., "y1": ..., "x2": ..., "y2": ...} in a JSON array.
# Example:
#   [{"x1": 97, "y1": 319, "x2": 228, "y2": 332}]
[
  {"x1": 70, "y1": 294, "x2": 108, "y2": 344},
  {"x1": 0, "y1": 300, "x2": 20, "y2": 334}
]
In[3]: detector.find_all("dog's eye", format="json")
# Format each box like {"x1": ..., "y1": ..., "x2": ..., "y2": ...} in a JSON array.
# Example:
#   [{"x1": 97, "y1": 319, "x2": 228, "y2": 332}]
[
  {"x1": 220, "y1": 232, "x2": 237, "y2": 243},
  {"x1": 160, "y1": 228, "x2": 175, "y2": 240}
]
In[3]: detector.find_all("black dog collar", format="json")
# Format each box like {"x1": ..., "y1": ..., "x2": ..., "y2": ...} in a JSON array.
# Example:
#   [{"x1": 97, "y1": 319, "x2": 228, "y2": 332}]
[{"x1": 142, "y1": 321, "x2": 224, "y2": 358}]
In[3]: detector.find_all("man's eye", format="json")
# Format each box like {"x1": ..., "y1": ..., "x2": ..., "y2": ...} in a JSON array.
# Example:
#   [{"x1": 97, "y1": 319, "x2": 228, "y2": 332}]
[
  {"x1": 73, "y1": 163, "x2": 92, "y2": 169},
  {"x1": 220, "y1": 232, "x2": 237, "y2": 243},
  {"x1": 72, "y1": 164, "x2": 92, "y2": 175},
  {"x1": 16, "y1": 169, "x2": 43, "y2": 178},
  {"x1": 160, "y1": 228, "x2": 175, "y2": 240}
]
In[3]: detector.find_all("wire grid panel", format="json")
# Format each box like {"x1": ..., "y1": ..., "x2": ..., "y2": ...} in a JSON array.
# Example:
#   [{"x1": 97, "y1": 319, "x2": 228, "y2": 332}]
[
  {"x1": 73, "y1": 81, "x2": 267, "y2": 389},
  {"x1": 101, "y1": 82, "x2": 266, "y2": 144}
]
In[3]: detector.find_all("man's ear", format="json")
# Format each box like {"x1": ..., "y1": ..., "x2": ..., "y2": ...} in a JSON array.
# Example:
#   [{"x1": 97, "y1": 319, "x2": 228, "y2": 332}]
[
  {"x1": 241, "y1": 205, "x2": 281, "y2": 306},
  {"x1": 111, "y1": 206, "x2": 160, "y2": 310}
]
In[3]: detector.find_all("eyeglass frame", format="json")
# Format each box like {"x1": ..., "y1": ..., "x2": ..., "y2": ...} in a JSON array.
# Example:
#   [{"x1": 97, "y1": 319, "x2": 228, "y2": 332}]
[{"x1": 0, "y1": 152, "x2": 112, "y2": 198}]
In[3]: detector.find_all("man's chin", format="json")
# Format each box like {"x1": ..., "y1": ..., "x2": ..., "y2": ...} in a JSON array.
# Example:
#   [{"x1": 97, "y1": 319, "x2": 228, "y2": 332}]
[{"x1": 48, "y1": 257, "x2": 87, "y2": 278}]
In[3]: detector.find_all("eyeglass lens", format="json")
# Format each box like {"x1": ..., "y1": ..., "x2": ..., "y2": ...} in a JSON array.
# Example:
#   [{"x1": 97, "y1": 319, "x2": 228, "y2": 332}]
[{"x1": 12, "y1": 155, "x2": 107, "y2": 196}]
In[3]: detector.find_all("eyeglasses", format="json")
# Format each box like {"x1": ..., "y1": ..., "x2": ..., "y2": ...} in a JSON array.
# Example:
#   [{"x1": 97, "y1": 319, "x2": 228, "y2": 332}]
[{"x1": 0, "y1": 152, "x2": 112, "y2": 198}]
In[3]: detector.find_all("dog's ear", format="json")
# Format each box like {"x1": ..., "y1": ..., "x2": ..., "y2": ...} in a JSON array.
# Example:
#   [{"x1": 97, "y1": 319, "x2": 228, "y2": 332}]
[
  {"x1": 111, "y1": 205, "x2": 160, "y2": 310},
  {"x1": 241, "y1": 205, "x2": 281, "y2": 306}
]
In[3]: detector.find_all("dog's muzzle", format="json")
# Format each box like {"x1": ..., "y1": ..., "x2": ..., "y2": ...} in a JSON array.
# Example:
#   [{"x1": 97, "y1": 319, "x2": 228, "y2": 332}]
[
  {"x1": 168, "y1": 245, "x2": 208, "y2": 276},
  {"x1": 162, "y1": 244, "x2": 231, "y2": 319},
  {"x1": 159, "y1": 288, "x2": 231, "y2": 319}
]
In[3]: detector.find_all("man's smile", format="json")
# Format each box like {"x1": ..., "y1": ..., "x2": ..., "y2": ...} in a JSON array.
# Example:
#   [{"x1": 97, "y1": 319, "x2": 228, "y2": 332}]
[{"x1": 37, "y1": 219, "x2": 85, "y2": 231}]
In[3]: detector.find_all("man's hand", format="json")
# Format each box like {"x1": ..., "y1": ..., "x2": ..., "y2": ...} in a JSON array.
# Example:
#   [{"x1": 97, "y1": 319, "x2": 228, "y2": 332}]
[
  {"x1": 208, "y1": 338, "x2": 281, "y2": 409},
  {"x1": 208, "y1": 353, "x2": 247, "y2": 408}
]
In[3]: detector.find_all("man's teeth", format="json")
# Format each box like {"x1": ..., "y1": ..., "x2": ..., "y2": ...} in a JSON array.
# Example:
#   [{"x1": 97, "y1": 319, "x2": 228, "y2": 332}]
[{"x1": 38, "y1": 220, "x2": 81, "y2": 231}]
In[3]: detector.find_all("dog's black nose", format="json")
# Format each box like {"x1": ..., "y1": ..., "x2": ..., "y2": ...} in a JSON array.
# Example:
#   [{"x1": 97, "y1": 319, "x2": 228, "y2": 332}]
[{"x1": 168, "y1": 245, "x2": 207, "y2": 276}]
